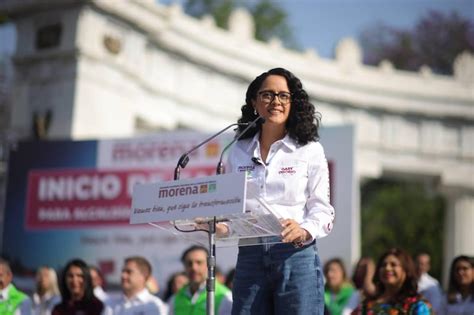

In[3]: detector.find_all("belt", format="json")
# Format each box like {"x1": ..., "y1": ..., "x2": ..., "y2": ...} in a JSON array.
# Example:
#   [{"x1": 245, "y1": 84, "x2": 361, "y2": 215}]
[
  {"x1": 238, "y1": 236, "x2": 280, "y2": 246},
  {"x1": 239, "y1": 237, "x2": 316, "y2": 248}
]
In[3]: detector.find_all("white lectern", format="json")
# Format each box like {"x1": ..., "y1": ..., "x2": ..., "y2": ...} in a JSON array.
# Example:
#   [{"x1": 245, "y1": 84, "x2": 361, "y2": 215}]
[{"x1": 131, "y1": 172, "x2": 283, "y2": 315}]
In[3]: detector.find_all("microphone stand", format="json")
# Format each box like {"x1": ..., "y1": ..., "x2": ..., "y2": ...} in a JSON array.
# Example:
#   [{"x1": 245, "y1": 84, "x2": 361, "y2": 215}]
[
  {"x1": 216, "y1": 116, "x2": 265, "y2": 174},
  {"x1": 206, "y1": 116, "x2": 264, "y2": 315},
  {"x1": 171, "y1": 121, "x2": 250, "y2": 315},
  {"x1": 174, "y1": 123, "x2": 246, "y2": 180}
]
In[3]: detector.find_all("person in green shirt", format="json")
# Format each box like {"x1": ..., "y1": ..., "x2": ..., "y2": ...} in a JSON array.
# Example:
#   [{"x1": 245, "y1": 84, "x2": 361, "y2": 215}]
[
  {"x1": 323, "y1": 258, "x2": 355, "y2": 315},
  {"x1": 0, "y1": 258, "x2": 32, "y2": 315},
  {"x1": 169, "y1": 245, "x2": 232, "y2": 315}
]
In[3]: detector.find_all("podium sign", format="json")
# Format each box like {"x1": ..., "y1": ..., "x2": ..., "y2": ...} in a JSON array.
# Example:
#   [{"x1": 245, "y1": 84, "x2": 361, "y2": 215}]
[{"x1": 130, "y1": 173, "x2": 247, "y2": 224}]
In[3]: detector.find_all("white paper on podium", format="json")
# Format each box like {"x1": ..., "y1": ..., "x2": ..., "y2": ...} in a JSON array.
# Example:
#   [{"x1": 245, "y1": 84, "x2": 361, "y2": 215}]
[
  {"x1": 228, "y1": 213, "x2": 282, "y2": 236},
  {"x1": 213, "y1": 190, "x2": 285, "y2": 246}
]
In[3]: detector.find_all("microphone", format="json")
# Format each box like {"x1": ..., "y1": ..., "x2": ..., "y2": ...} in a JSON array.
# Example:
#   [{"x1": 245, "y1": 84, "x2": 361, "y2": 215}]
[
  {"x1": 216, "y1": 116, "x2": 265, "y2": 174},
  {"x1": 251, "y1": 157, "x2": 266, "y2": 166},
  {"x1": 174, "y1": 122, "x2": 249, "y2": 180}
]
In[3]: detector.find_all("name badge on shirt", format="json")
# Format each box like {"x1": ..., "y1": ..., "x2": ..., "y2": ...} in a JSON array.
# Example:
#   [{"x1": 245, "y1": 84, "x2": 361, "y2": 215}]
[
  {"x1": 278, "y1": 166, "x2": 296, "y2": 175},
  {"x1": 238, "y1": 165, "x2": 255, "y2": 173}
]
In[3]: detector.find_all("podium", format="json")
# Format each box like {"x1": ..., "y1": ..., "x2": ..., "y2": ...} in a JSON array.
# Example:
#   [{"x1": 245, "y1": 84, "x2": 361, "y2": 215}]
[{"x1": 130, "y1": 172, "x2": 284, "y2": 314}]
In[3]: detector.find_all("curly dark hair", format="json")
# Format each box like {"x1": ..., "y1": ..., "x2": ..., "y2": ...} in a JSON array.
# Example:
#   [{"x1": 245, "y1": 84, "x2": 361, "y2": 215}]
[
  {"x1": 447, "y1": 255, "x2": 474, "y2": 303},
  {"x1": 59, "y1": 258, "x2": 95, "y2": 303},
  {"x1": 371, "y1": 248, "x2": 420, "y2": 303},
  {"x1": 237, "y1": 67, "x2": 320, "y2": 145}
]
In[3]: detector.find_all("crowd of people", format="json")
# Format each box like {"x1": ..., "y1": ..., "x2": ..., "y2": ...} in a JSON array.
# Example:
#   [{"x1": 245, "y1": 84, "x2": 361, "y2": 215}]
[
  {"x1": 0, "y1": 249, "x2": 472, "y2": 315},
  {"x1": 0, "y1": 244, "x2": 235, "y2": 315},
  {"x1": 323, "y1": 251, "x2": 474, "y2": 315}
]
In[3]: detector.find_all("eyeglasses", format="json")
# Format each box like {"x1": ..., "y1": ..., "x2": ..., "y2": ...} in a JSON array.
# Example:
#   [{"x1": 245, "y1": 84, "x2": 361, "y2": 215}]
[{"x1": 257, "y1": 91, "x2": 292, "y2": 104}]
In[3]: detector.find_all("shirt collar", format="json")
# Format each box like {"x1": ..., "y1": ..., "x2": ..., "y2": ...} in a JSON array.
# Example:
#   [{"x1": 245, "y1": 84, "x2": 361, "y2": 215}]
[
  {"x1": 245, "y1": 132, "x2": 296, "y2": 153},
  {"x1": 123, "y1": 288, "x2": 149, "y2": 302},
  {"x1": 280, "y1": 134, "x2": 297, "y2": 151},
  {"x1": 33, "y1": 291, "x2": 54, "y2": 303},
  {"x1": 0, "y1": 284, "x2": 12, "y2": 300},
  {"x1": 185, "y1": 282, "x2": 206, "y2": 297},
  {"x1": 244, "y1": 133, "x2": 260, "y2": 153}
]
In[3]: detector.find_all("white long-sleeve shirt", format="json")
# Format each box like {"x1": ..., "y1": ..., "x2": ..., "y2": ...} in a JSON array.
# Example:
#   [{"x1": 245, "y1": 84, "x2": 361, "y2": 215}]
[
  {"x1": 418, "y1": 272, "x2": 443, "y2": 313},
  {"x1": 227, "y1": 133, "x2": 335, "y2": 241},
  {"x1": 32, "y1": 292, "x2": 60, "y2": 315},
  {"x1": 103, "y1": 289, "x2": 168, "y2": 315}
]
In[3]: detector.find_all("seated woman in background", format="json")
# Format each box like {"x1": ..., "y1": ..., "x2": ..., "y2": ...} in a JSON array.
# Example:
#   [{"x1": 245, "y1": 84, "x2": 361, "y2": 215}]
[
  {"x1": 33, "y1": 266, "x2": 61, "y2": 315},
  {"x1": 324, "y1": 258, "x2": 355, "y2": 315},
  {"x1": 352, "y1": 248, "x2": 431, "y2": 315},
  {"x1": 162, "y1": 271, "x2": 188, "y2": 302},
  {"x1": 342, "y1": 257, "x2": 376, "y2": 315},
  {"x1": 52, "y1": 259, "x2": 104, "y2": 315},
  {"x1": 442, "y1": 255, "x2": 474, "y2": 315}
]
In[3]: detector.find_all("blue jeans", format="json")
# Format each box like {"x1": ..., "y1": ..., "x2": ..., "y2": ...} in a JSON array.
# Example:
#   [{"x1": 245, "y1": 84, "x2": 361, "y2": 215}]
[{"x1": 231, "y1": 240, "x2": 324, "y2": 315}]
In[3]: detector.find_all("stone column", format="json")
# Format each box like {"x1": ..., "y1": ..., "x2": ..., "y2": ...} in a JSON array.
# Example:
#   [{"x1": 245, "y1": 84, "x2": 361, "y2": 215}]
[{"x1": 442, "y1": 190, "x2": 474, "y2": 286}]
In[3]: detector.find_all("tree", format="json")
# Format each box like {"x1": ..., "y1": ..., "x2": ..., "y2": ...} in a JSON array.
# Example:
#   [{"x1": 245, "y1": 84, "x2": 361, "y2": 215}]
[
  {"x1": 184, "y1": 0, "x2": 234, "y2": 29},
  {"x1": 250, "y1": 0, "x2": 294, "y2": 45},
  {"x1": 183, "y1": 0, "x2": 298, "y2": 49},
  {"x1": 359, "y1": 10, "x2": 474, "y2": 75},
  {"x1": 360, "y1": 179, "x2": 445, "y2": 280},
  {"x1": 0, "y1": 13, "x2": 8, "y2": 24}
]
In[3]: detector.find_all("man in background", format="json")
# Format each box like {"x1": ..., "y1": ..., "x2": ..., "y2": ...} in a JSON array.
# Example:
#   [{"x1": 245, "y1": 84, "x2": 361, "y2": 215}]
[
  {"x1": 0, "y1": 258, "x2": 32, "y2": 315},
  {"x1": 169, "y1": 245, "x2": 232, "y2": 315},
  {"x1": 416, "y1": 252, "x2": 443, "y2": 313},
  {"x1": 104, "y1": 256, "x2": 168, "y2": 315}
]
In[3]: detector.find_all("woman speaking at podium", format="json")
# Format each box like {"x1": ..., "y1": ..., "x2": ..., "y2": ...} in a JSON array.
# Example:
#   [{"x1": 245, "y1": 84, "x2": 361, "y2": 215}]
[{"x1": 225, "y1": 67, "x2": 335, "y2": 315}]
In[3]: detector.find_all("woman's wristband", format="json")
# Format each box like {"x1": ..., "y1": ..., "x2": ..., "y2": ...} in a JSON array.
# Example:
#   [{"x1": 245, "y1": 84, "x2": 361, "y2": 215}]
[{"x1": 292, "y1": 228, "x2": 309, "y2": 248}]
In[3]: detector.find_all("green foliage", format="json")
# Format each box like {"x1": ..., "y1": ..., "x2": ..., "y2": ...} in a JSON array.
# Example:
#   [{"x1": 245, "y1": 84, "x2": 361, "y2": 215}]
[
  {"x1": 0, "y1": 14, "x2": 9, "y2": 24},
  {"x1": 182, "y1": 0, "x2": 299, "y2": 49},
  {"x1": 359, "y1": 10, "x2": 474, "y2": 74},
  {"x1": 184, "y1": 0, "x2": 234, "y2": 29},
  {"x1": 250, "y1": 0, "x2": 291, "y2": 44},
  {"x1": 361, "y1": 179, "x2": 445, "y2": 280}
]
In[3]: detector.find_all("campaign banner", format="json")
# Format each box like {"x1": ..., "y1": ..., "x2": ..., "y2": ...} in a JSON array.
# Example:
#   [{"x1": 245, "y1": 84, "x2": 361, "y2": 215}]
[
  {"x1": 25, "y1": 167, "x2": 216, "y2": 229},
  {"x1": 26, "y1": 168, "x2": 130, "y2": 229},
  {"x1": 97, "y1": 133, "x2": 222, "y2": 169},
  {"x1": 2, "y1": 135, "x2": 234, "y2": 289},
  {"x1": 2, "y1": 127, "x2": 354, "y2": 292}
]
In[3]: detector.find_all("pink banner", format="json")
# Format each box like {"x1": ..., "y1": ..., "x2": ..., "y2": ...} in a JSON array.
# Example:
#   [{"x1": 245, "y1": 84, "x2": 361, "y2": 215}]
[{"x1": 25, "y1": 167, "x2": 215, "y2": 229}]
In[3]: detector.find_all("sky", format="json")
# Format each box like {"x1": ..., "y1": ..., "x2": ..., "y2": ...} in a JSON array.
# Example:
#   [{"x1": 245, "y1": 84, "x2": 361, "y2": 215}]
[
  {"x1": 0, "y1": 0, "x2": 473, "y2": 58},
  {"x1": 159, "y1": 0, "x2": 474, "y2": 58},
  {"x1": 276, "y1": 0, "x2": 474, "y2": 58}
]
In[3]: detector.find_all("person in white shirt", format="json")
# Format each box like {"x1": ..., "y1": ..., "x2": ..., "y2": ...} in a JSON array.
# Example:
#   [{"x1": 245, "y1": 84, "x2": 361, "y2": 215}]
[
  {"x1": 32, "y1": 266, "x2": 61, "y2": 315},
  {"x1": 0, "y1": 258, "x2": 32, "y2": 315},
  {"x1": 104, "y1": 256, "x2": 167, "y2": 315},
  {"x1": 225, "y1": 68, "x2": 335, "y2": 314},
  {"x1": 89, "y1": 266, "x2": 109, "y2": 303},
  {"x1": 415, "y1": 252, "x2": 443, "y2": 313}
]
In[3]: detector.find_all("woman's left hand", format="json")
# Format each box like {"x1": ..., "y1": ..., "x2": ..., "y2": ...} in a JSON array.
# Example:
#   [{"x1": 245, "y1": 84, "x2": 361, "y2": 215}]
[{"x1": 280, "y1": 219, "x2": 310, "y2": 244}]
